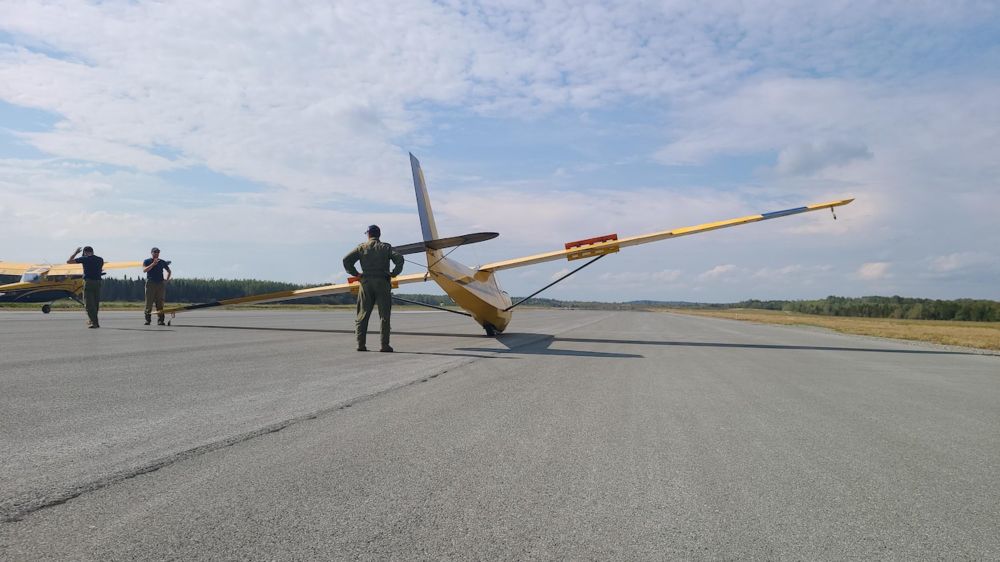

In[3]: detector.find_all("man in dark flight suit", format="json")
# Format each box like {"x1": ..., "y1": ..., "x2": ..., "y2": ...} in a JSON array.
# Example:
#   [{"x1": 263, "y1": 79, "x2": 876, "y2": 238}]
[
  {"x1": 343, "y1": 225, "x2": 404, "y2": 352},
  {"x1": 142, "y1": 247, "x2": 172, "y2": 325},
  {"x1": 67, "y1": 246, "x2": 104, "y2": 328}
]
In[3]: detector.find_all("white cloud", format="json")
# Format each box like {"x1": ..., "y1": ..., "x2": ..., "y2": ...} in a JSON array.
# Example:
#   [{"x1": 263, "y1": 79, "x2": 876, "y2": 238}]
[
  {"x1": 698, "y1": 264, "x2": 740, "y2": 281},
  {"x1": 598, "y1": 269, "x2": 683, "y2": 285},
  {"x1": 17, "y1": 132, "x2": 185, "y2": 173},
  {"x1": 751, "y1": 264, "x2": 832, "y2": 281},
  {"x1": 856, "y1": 262, "x2": 891, "y2": 280},
  {"x1": 654, "y1": 78, "x2": 873, "y2": 166},
  {"x1": 774, "y1": 140, "x2": 872, "y2": 176},
  {"x1": 549, "y1": 268, "x2": 571, "y2": 281},
  {"x1": 928, "y1": 252, "x2": 995, "y2": 273},
  {"x1": 436, "y1": 186, "x2": 750, "y2": 246},
  {"x1": 649, "y1": 270, "x2": 684, "y2": 283}
]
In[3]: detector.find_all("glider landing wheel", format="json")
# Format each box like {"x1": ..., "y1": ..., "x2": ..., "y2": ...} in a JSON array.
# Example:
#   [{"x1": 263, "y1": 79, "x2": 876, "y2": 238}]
[
  {"x1": 41, "y1": 304, "x2": 51, "y2": 314},
  {"x1": 484, "y1": 322, "x2": 497, "y2": 337}
]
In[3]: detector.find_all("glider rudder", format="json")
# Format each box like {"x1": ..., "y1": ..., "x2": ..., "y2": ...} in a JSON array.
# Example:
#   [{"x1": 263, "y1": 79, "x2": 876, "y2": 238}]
[{"x1": 409, "y1": 153, "x2": 439, "y2": 242}]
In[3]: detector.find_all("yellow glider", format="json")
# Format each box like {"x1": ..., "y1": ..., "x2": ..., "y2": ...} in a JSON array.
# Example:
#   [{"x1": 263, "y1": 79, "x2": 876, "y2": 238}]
[{"x1": 165, "y1": 153, "x2": 854, "y2": 336}]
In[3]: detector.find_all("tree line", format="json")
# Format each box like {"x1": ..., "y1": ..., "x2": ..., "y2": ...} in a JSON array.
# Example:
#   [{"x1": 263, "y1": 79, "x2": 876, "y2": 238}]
[
  {"x1": 97, "y1": 277, "x2": 468, "y2": 307},
  {"x1": 2, "y1": 275, "x2": 996, "y2": 321},
  {"x1": 92, "y1": 277, "x2": 642, "y2": 310},
  {"x1": 96, "y1": 277, "x2": 355, "y2": 304},
  {"x1": 731, "y1": 296, "x2": 1000, "y2": 322}
]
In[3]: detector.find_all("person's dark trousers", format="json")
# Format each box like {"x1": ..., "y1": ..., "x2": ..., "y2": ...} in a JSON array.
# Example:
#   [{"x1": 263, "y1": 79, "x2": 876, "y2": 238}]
[
  {"x1": 83, "y1": 279, "x2": 101, "y2": 327},
  {"x1": 355, "y1": 277, "x2": 392, "y2": 349},
  {"x1": 145, "y1": 281, "x2": 166, "y2": 323}
]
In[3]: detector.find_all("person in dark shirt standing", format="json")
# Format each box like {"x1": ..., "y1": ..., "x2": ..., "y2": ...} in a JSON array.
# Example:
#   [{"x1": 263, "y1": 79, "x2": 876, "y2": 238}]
[
  {"x1": 142, "y1": 247, "x2": 172, "y2": 325},
  {"x1": 68, "y1": 246, "x2": 104, "y2": 328},
  {"x1": 343, "y1": 225, "x2": 404, "y2": 352}
]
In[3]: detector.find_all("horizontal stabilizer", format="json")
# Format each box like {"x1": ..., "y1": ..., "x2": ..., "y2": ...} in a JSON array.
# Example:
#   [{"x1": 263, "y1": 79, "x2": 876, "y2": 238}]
[{"x1": 394, "y1": 232, "x2": 499, "y2": 255}]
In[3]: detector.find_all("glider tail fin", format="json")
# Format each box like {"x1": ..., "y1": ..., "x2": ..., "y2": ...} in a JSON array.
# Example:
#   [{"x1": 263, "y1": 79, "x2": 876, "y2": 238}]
[{"x1": 410, "y1": 153, "x2": 440, "y2": 242}]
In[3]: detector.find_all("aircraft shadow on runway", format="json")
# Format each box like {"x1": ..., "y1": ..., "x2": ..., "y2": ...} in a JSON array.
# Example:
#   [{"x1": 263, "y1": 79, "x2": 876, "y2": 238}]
[
  {"x1": 174, "y1": 323, "x2": 643, "y2": 358},
  {"x1": 106, "y1": 327, "x2": 177, "y2": 333},
  {"x1": 460, "y1": 335, "x2": 644, "y2": 358},
  {"x1": 172, "y1": 324, "x2": 982, "y2": 357},
  {"x1": 462, "y1": 332, "x2": 978, "y2": 358},
  {"x1": 176, "y1": 324, "x2": 490, "y2": 339}
]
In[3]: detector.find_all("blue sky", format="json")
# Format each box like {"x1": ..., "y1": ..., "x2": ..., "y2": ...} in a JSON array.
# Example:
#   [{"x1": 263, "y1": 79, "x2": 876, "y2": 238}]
[{"x1": 1, "y1": 1, "x2": 998, "y2": 301}]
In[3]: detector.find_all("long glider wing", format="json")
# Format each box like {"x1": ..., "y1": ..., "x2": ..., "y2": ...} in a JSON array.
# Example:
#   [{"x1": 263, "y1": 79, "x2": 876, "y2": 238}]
[
  {"x1": 162, "y1": 272, "x2": 431, "y2": 314},
  {"x1": 44, "y1": 261, "x2": 144, "y2": 276},
  {"x1": 479, "y1": 199, "x2": 854, "y2": 272},
  {"x1": 0, "y1": 262, "x2": 37, "y2": 275}
]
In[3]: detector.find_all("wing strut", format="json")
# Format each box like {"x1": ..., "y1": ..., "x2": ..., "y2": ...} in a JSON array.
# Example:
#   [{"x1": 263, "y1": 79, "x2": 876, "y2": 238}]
[
  {"x1": 503, "y1": 254, "x2": 608, "y2": 312},
  {"x1": 391, "y1": 295, "x2": 472, "y2": 317}
]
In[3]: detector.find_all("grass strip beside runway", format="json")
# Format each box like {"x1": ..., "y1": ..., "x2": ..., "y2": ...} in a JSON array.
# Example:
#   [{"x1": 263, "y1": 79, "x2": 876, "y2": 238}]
[{"x1": 662, "y1": 308, "x2": 1000, "y2": 351}]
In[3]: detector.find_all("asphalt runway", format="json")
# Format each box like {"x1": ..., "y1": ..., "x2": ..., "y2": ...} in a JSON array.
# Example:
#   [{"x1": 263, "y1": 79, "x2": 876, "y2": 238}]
[{"x1": 1, "y1": 308, "x2": 997, "y2": 560}]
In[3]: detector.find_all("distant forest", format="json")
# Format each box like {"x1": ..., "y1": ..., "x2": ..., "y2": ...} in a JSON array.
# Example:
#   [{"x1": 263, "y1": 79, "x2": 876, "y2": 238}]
[
  {"x1": 100, "y1": 277, "x2": 356, "y2": 305},
  {"x1": 2, "y1": 275, "x2": 997, "y2": 321},
  {"x1": 87, "y1": 277, "x2": 637, "y2": 309},
  {"x1": 93, "y1": 278, "x2": 1000, "y2": 321},
  {"x1": 726, "y1": 296, "x2": 1000, "y2": 322}
]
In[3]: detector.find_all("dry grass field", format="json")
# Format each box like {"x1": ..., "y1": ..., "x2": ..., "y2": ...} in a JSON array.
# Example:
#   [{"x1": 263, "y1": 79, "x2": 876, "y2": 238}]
[{"x1": 662, "y1": 308, "x2": 1000, "y2": 352}]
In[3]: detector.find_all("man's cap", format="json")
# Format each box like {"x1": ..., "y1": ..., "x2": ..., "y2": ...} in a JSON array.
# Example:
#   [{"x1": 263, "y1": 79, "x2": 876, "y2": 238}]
[
  {"x1": 151, "y1": 247, "x2": 160, "y2": 252},
  {"x1": 365, "y1": 224, "x2": 381, "y2": 235},
  {"x1": 82, "y1": 246, "x2": 94, "y2": 253}
]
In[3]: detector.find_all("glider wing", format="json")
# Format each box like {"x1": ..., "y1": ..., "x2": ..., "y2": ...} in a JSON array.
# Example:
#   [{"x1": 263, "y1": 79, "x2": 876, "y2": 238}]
[
  {"x1": 162, "y1": 272, "x2": 431, "y2": 314},
  {"x1": 0, "y1": 262, "x2": 37, "y2": 275},
  {"x1": 44, "y1": 261, "x2": 144, "y2": 276},
  {"x1": 478, "y1": 199, "x2": 854, "y2": 272}
]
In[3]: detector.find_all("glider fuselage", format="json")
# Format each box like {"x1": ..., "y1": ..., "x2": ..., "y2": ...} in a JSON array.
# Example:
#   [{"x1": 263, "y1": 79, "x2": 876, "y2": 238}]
[{"x1": 424, "y1": 252, "x2": 512, "y2": 333}]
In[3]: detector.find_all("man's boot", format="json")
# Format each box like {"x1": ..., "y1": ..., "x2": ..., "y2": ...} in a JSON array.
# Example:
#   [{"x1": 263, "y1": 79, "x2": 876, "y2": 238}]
[{"x1": 144, "y1": 313, "x2": 151, "y2": 325}]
